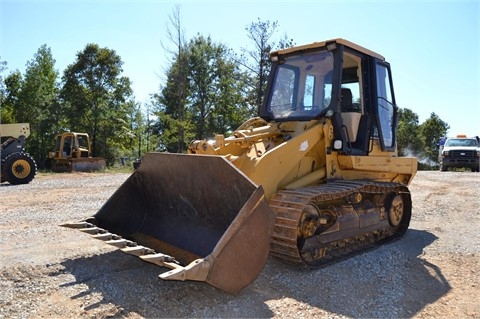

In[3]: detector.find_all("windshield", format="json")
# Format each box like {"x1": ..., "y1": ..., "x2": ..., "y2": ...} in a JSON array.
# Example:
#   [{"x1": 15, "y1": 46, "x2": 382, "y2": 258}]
[
  {"x1": 76, "y1": 135, "x2": 89, "y2": 148},
  {"x1": 445, "y1": 138, "x2": 478, "y2": 147},
  {"x1": 266, "y1": 51, "x2": 334, "y2": 121}
]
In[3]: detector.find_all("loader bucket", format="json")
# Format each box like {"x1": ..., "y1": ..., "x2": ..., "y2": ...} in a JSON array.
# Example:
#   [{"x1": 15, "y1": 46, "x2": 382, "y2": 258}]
[{"x1": 62, "y1": 152, "x2": 275, "y2": 294}]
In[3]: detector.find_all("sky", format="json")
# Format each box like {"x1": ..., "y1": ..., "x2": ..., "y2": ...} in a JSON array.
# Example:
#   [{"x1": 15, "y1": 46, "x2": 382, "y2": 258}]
[{"x1": 1, "y1": 0, "x2": 479, "y2": 137}]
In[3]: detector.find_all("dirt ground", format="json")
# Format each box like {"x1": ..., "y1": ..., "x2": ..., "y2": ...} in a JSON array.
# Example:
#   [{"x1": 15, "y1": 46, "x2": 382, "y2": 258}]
[{"x1": 0, "y1": 170, "x2": 479, "y2": 318}]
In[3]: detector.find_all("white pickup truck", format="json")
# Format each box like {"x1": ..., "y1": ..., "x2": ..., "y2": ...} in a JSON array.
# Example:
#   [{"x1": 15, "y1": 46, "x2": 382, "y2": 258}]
[{"x1": 439, "y1": 135, "x2": 480, "y2": 172}]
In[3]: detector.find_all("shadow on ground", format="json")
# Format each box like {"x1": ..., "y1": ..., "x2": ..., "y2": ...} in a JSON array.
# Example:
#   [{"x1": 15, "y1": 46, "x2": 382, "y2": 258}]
[{"x1": 55, "y1": 228, "x2": 449, "y2": 318}]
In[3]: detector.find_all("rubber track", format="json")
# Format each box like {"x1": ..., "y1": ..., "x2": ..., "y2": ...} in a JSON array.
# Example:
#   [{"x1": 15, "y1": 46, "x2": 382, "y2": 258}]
[{"x1": 268, "y1": 180, "x2": 411, "y2": 266}]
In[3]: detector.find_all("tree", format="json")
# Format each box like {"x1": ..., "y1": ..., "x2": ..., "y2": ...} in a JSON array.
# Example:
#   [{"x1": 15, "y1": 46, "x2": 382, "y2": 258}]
[
  {"x1": 155, "y1": 4, "x2": 190, "y2": 153},
  {"x1": 0, "y1": 58, "x2": 9, "y2": 121},
  {"x1": 153, "y1": 47, "x2": 193, "y2": 153},
  {"x1": 19, "y1": 45, "x2": 59, "y2": 165},
  {"x1": 128, "y1": 102, "x2": 158, "y2": 159},
  {"x1": 240, "y1": 19, "x2": 295, "y2": 114},
  {"x1": 397, "y1": 107, "x2": 422, "y2": 156},
  {"x1": 187, "y1": 36, "x2": 250, "y2": 138},
  {"x1": 1, "y1": 70, "x2": 23, "y2": 123},
  {"x1": 209, "y1": 52, "x2": 252, "y2": 135},
  {"x1": 61, "y1": 43, "x2": 134, "y2": 163},
  {"x1": 1, "y1": 46, "x2": 59, "y2": 166},
  {"x1": 154, "y1": 34, "x2": 250, "y2": 152},
  {"x1": 1, "y1": 46, "x2": 61, "y2": 165},
  {"x1": 419, "y1": 112, "x2": 450, "y2": 162}
]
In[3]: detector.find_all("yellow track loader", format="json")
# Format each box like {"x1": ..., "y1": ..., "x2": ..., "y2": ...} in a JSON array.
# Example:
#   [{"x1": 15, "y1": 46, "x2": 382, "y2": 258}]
[
  {"x1": 48, "y1": 132, "x2": 106, "y2": 172},
  {"x1": 62, "y1": 39, "x2": 417, "y2": 294}
]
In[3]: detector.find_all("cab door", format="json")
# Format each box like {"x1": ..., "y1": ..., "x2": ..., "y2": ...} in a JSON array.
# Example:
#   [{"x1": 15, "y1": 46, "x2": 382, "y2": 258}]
[
  {"x1": 60, "y1": 133, "x2": 74, "y2": 158},
  {"x1": 374, "y1": 61, "x2": 397, "y2": 152}
]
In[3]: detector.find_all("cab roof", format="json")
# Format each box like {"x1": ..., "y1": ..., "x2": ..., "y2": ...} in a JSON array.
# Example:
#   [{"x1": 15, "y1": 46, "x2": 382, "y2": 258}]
[{"x1": 270, "y1": 38, "x2": 385, "y2": 61}]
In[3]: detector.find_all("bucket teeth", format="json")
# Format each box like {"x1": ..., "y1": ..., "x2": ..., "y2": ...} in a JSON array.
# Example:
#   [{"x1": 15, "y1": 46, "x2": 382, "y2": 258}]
[
  {"x1": 59, "y1": 221, "x2": 94, "y2": 229},
  {"x1": 105, "y1": 238, "x2": 130, "y2": 248},
  {"x1": 79, "y1": 227, "x2": 103, "y2": 235},
  {"x1": 140, "y1": 253, "x2": 178, "y2": 266},
  {"x1": 62, "y1": 218, "x2": 181, "y2": 273},
  {"x1": 121, "y1": 246, "x2": 155, "y2": 256},
  {"x1": 91, "y1": 232, "x2": 114, "y2": 240}
]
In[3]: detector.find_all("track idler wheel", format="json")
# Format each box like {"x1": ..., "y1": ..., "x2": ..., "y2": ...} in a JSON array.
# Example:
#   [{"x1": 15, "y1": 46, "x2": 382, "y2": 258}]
[
  {"x1": 387, "y1": 195, "x2": 404, "y2": 227},
  {"x1": 298, "y1": 205, "x2": 321, "y2": 239}
]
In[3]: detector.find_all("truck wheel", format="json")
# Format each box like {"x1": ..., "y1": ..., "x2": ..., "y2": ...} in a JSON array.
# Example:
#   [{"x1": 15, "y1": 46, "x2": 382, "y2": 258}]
[
  {"x1": 439, "y1": 163, "x2": 447, "y2": 172},
  {"x1": 4, "y1": 152, "x2": 37, "y2": 185}
]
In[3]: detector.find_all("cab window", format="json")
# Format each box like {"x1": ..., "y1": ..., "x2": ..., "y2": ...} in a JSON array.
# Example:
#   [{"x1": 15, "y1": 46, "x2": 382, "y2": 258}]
[
  {"x1": 267, "y1": 51, "x2": 334, "y2": 120},
  {"x1": 376, "y1": 63, "x2": 395, "y2": 149}
]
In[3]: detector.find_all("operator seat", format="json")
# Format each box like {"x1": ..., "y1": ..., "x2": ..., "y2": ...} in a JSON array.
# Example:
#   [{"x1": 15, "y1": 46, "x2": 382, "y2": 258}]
[{"x1": 341, "y1": 88, "x2": 353, "y2": 111}]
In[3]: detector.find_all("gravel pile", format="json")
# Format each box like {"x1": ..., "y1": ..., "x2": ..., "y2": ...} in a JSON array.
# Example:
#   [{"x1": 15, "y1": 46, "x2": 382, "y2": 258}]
[{"x1": 0, "y1": 171, "x2": 479, "y2": 318}]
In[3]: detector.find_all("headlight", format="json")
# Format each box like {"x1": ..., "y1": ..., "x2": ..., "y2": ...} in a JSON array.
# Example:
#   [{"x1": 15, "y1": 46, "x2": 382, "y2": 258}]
[{"x1": 442, "y1": 151, "x2": 449, "y2": 157}]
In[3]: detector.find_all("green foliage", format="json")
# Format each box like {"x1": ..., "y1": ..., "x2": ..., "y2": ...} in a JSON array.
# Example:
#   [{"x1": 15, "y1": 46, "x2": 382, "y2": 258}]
[
  {"x1": 1, "y1": 14, "x2": 450, "y2": 171},
  {"x1": 61, "y1": 44, "x2": 135, "y2": 163},
  {"x1": 244, "y1": 19, "x2": 277, "y2": 113},
  {"x1": 187, "y1": 36, "x2": 250, "y2": 137},
  {"x1": 397, "y1": 108, "x2": 450, "y2": 167},
  {"x1": 0, "y1": 58, "x2": 8, "y2": 119},
  {"x1": 0, "y1": 46, "x2": 59, "y2": 166},
  {"x1": 21, "y1": 45, "x2": 60, "y2": 163},
  {"x1": 1, "y1": 14, "x2": 297, "y2": 164},
  {"x1": 153, "y1": 35, "x2": 252, "y2": 152},
  {"x1": 419, "y1": 112, "x2": 450, "y2": 162},
  {"x1": 127, "y1": 102, "x2": 158, "y2": 159},
  {"x1": 152, "y1": 17, "x2": 294, "y2": 154},
  {"x1": 152, "y1": 41, "x2": 191, "y2": 152},
  {"x1": 397, "y1": 107, "x2": 422, "y2": 155},
  {"x1": 1, "y1": 70, "x2": 23, "y2": 123},
  {"x1": 240, "y1": 18, "x2": 294, "y2": 114}
]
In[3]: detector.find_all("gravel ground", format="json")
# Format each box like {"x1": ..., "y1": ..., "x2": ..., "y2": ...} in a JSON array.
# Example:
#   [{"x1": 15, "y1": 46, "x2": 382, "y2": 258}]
[{"x1": 0, "y1": 171, "x2": 479, "y2": 318}]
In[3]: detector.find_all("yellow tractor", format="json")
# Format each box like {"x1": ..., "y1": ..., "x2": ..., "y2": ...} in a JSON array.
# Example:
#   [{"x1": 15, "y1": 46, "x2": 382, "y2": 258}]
[
  {"x1": 48, "y1": 132, "x2": 106, "y2": 172},
  {"x1": 62, "y1": 39, "x2": 417, "y2": 294},
  {"x1": 1, "y1": 123, "x2": 37, "y2": 185}
]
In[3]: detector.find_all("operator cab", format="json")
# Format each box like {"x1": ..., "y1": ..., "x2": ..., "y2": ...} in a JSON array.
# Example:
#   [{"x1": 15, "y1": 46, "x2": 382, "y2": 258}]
[{"x1": 261, "y1": 38, "x2": 397, "y2": 155}]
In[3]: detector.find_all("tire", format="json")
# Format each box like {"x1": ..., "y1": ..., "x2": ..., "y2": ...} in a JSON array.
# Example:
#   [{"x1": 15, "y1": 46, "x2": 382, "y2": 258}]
[
  {"x1": 440, "y1": 163, "x2": 447, "y2": 172},
  {"x1": 3, "y1": 152, "x2": 37, "y2": 185}
]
